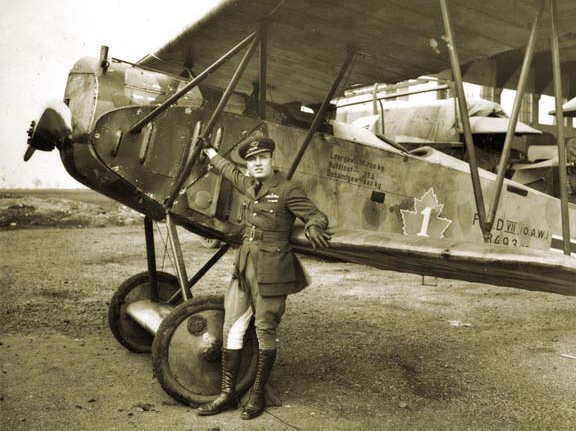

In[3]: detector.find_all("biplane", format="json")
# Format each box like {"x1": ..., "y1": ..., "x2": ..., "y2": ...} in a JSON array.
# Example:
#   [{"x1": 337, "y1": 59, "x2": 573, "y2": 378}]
[{"x1": 25, "y1": 0, "x2": 576, "y2": 407}]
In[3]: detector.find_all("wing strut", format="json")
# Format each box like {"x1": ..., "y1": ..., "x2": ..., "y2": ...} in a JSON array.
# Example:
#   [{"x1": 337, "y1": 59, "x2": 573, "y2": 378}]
[
  {"x1": 258, "y1": 19, "x2": 269, "y2": 119},
  {"x1": 440, "y1": 0, "x2": 560, "y2": 246},
  {"x1": 163, "y1": 34, "x2": 260, "y2": 210},
  {"x1": 203, "y1": 36, "x2": 260, "y2": 138},
  {"x1": 442, "y1": 0, "x2": 571, "y2": 254},
  {"x1": 129, "y1": 30, "x2": 259, "y2": 134},
  {"x1": 287, "y1": 50, "x2": 357, "y2": 180},
  {"x1": 440, "y1": 0, "x2": 489, "y2": 240},
  {"x1": 486, "y1": 3, "x2": 544, "y2": 233},
  {"x1": 548, "y1": 0, "x2": 572, "y2": 255}
]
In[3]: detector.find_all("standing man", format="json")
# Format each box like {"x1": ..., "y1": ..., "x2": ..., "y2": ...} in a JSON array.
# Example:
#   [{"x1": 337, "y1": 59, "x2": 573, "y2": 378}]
[{"x1": 197, "y1": 136, "x2": 331, "y2": 420}]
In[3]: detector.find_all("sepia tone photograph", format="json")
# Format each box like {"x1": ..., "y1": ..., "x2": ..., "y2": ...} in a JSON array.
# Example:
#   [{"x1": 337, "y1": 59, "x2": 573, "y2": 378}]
[{"x1": 2, "y1": 1, "x2": 576, "y2": 430}]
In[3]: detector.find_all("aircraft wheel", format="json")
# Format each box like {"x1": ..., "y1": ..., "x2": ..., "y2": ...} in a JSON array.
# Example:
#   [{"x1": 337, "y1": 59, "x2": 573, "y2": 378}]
[
  {"x1": 108, "y1": 271, "x2": 181, "y2": 353},
  {"x1": 152, "y1": 295, "x2": 257, "y2": 407}
]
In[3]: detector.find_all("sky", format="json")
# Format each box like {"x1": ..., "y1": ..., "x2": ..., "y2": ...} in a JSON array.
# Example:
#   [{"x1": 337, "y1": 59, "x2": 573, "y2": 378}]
[{"x1": 0, "y1": 0, "x2": 223, "y2": 189}]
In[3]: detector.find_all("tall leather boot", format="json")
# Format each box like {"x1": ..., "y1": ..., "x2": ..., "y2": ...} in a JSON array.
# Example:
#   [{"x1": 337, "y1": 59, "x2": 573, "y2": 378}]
[
  {"x1": 197, "y1": 348, "x2": 241, "y2": 416},
  {"x1": 241, "y1": 349, "x2": 277, "y2": 420}
]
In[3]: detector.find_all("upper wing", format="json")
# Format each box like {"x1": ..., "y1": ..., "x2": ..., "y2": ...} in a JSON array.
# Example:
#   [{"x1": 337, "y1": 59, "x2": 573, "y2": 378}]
[
  {"x1": 290, "y1": 227, "x2": 576, "y2": 296},
  {"x1": 137, "y1": 0, "x2": 576, "y2": 105}
]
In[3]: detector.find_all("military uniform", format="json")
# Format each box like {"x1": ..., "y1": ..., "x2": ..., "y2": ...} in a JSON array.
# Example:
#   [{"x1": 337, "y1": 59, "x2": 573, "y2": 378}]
[
  {"x1": 197, "y1": 137, "x2": 329, "y2": 420},
  {"x1": 210, "y1": 153, "x2": 328, "y2": 348},
  {"x1": 212, "y1": 153, "x2": 327, "y2": 296}
]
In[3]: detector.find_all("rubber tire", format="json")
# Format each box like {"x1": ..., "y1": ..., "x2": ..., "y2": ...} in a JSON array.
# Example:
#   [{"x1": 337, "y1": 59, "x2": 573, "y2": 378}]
[
  {"x1": 108, "y1": 271, "x2": 181, "y2": 353},
  {"x1": 152, "y1": 295, "x2": 257, "y2": 407}
]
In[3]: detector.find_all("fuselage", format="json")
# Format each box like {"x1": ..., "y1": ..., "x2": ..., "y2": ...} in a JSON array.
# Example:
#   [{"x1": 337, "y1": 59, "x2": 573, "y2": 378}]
[{"x1": 58, "y1": 57, "x2": 576, "y2": 255}]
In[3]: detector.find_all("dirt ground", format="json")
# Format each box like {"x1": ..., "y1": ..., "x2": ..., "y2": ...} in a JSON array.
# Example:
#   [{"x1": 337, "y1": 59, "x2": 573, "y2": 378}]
[{"x1": 1, "y1": 191, "x2": 576, "y2": 430}]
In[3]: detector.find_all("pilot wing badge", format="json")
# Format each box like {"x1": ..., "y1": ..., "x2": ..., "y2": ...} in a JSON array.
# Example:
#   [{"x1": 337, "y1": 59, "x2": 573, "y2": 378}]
[{"x1": 265, "y1": 193, "x2": 280, "y2": 203}]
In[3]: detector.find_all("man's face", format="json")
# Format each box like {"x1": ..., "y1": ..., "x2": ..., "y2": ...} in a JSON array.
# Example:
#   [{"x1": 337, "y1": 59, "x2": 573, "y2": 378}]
[{"x1": 246, "y1": 151, "x2": 273, "y2": 179}]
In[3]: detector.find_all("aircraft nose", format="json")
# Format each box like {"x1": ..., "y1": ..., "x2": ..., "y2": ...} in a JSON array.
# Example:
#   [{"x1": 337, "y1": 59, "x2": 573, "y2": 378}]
[{"x1": 24, "y1": 100, "x2": 72, "y2": 161}]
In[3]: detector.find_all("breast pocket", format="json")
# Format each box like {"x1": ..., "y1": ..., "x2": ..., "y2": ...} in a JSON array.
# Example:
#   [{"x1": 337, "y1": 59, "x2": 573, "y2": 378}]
[
  {"x1": 254, "y1": 202, "x2": 279, "y2": 230},
  {"x1": 256, "y1": 243, "x2": 297, "y2": 284}
]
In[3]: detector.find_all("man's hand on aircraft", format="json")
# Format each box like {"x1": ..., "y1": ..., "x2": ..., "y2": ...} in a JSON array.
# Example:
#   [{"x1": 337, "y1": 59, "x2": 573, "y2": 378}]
[
  {"x1": 196, "y1": 136, "x2": 214, "y2": 155},
  {"x1": 306, "y1": 226, "x2": 332, "y2": 250},
  {"x1": 197, "y1": 136, "x2": 211, "y2": 148},
  {"x1": 203, "y1": 147, "x2": 217, "y2": 159}
]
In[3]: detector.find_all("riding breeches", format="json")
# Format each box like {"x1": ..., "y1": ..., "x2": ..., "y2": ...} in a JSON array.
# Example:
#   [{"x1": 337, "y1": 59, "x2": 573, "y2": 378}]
[{"x1": 222, "y1": 252, "x2": 286, "y2": 351}]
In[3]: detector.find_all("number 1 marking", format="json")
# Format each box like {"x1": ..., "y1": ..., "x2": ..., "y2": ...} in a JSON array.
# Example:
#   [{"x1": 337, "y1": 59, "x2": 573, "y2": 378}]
[{"x1": 417, "y1": 207, "x2": 432, "y2": 237}]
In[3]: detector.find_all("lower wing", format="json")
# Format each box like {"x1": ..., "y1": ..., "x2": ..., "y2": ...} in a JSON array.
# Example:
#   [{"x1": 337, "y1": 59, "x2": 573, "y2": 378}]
[{"x1": 291, "y1": 228, "x2": 576, "y2": 296}]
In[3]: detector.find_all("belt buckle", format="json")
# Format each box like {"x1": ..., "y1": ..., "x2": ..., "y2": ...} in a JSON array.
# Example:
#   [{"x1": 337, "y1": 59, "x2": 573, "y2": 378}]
[{"x1": 249, "y1": 225, "x2": 256, "y2": 241}]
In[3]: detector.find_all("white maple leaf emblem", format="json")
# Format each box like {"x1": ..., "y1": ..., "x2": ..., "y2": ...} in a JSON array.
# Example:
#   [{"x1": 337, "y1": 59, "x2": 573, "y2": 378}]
[{"x1": 400, "y1": 188, "x2": 452, "y2": 238}]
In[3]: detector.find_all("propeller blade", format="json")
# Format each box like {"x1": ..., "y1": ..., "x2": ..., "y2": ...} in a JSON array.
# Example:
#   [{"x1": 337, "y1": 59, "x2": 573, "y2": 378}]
[{"x1": 23, "y1": 145, "x2": 36, "y2": 162}]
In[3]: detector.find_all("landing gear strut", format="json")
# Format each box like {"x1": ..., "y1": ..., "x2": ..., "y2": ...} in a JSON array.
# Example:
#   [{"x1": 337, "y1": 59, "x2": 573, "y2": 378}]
[{"x1": 107, "y1": 216, "x2": 257, "y2": 406}]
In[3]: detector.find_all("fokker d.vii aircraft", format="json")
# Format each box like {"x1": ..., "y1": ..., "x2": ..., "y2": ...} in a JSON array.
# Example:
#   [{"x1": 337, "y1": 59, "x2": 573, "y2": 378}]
[{"x1": 25, "y1": 0, "x2": 576, "y2": 407}]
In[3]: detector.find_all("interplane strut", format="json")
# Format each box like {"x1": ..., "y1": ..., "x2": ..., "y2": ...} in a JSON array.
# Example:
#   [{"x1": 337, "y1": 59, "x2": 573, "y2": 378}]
[{"x1": 440, "y1": 0, "x2": 571, "y2": 254}]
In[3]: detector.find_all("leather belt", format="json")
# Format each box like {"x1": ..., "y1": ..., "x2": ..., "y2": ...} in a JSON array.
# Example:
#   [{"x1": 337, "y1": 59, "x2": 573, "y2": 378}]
[{"x1": 244, "y1": 225, "x2": 290, "y2": 242}]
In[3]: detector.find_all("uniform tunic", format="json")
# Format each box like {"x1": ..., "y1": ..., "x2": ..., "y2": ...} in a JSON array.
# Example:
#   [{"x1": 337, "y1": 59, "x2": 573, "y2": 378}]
[{"x1": 210, "y1": 153, "x2": 328, "y2": 348}]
